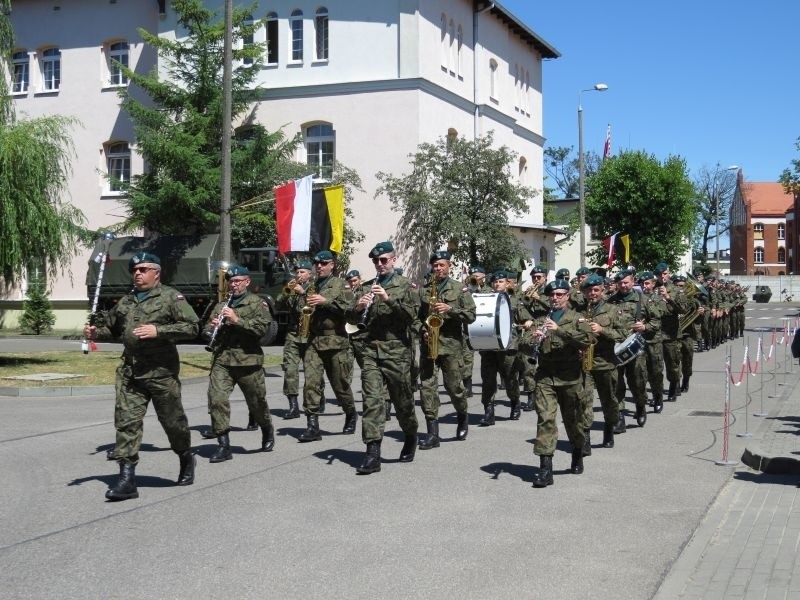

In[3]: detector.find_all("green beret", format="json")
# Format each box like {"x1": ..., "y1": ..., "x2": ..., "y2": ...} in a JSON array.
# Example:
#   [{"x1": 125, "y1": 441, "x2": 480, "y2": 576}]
[
  {"x1": 580, "y1": 274, "x2": 605, "y2": 289},
  {"x1": 296, "y1": 260, "x2": 313, "y2": 271},
  {"x1": 369, "y1": 241, "x2": 394, "y2": 258},
  {"x1": 576, "y1": 267, "x2": 590, "y2": 276},
  {"x1": 429, "y1": 250, "x2": 451, "y2": 263},
  {"x1": 555, "y1": 268, "x2": 570, "y2": 279},
  {"x1": 469, "y1": 265, "x2": 485, "y2": 274},
  {"x1": 492, "y1": 270, "x2": 506, "y2": 280},
  {"x1": 638, "y1": 271, "x2": 655, "y2": 281},
  {"x1": 672, "y1": 274, "x2": 686, "y2": 282},
  {"x1": 225, "y1": 265, "x2": 249, "y2": 279},
  {"x1": 544, "y1": 279, "x2": 571, "y2": 294},
  {"x1": 128, "y1": 252, "x2": 160, "y2": 271},
  {"x1": 614, "y1": 269, "x2": 635, "y2": 282},
  {"x1": 530, "y1": 266, "x2": 547, "y2": 276},
  {"x1": 345, "y1": 270, "x2": 360, "y2": 278},
  {"x1": 654, "y1": 262, "x2": 669, "y2": 274},
  {"x1": 313, "y1": 250, "x2": 334, "y2": 262}
]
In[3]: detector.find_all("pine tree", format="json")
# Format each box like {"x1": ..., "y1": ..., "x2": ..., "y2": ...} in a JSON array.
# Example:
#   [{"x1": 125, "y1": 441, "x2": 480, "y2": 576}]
[{"x1": 19, "y1": 282, "x2": 56, "y2": 335}]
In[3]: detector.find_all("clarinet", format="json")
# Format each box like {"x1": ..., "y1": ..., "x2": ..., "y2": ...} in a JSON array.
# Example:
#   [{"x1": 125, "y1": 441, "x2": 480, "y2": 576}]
[
  {"x1": 356, "y1": 270, "x2": 381, "y2": 331},
  {"x1": 530, "y1": 302, "x2": 555, "y2": 364},
  {"x1": 205, "y1": 292, "x2": 234, "y2": 352}
]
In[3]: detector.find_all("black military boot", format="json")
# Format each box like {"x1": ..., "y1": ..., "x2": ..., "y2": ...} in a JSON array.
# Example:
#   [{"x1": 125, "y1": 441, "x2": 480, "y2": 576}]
[
  {"x1": 299, "y1": 415, "x2": 322, "y2": 442},
  {"x1": 532, "y1": 455, "x2": 554, "y2": 488},
  {"x1": 582, "y1": 429, "x2": 592, "y2": 457},
  {"x1": 522, "y1": 392, "x2": 535, "y2": 412},
  {"x1": 210, "y1": 433, "x2": 233, "y2": 462},
  {"x1": 200, "y1": 427, "x2": 216, "y2": 439},
  {"x1": 463, "y1": 377, "x2": 473, "y2": 398},
  {"x1": 635, "y1": 404, "x2": 647, "y2": 427},
  {"x1": 246, "y1": 412, "x2": 258, "y2": 431},
  {"x1": 667, "y1": 381, "x2": 678, "y2": 402},
  {"x1": 509, "y1": 400, "x2": 521, "y2": 421},
  {"x1": 613, "y1": 412, "x2": 626, "y2": 434},
  {"x1": 418, "y1": 420, "x2": 440, "y2": 450},
  {"x1": 318, "y1": 397, "x2": 327, "y2": 414},
  {"x1": 177, "y1": 450, "x2": 196, "y2": 486},
  {"x1": 571, "y1": 449, "x2": 584, "y2": 474},
  {"x1": 399, "y1": 434, "x2": 417, "y2": 462},
  {"x1": 385, "y1": 400, "x2": 391, "y2": 422},
  {"x1": 105, "y1": 461, "x2": 139, "y2": 501},
  {"x1": 356, "y1": 440, "x2": 381, "y2": 474},
  {"x1": 106, "y1": 447, "x2": 116, "y2": 460},
  {"x1": 283, "y1": 395, "x2": 300, "y2": 420},
  {"x1": 602, "y1": 423, "x2": 614, "y2": 448},
  {"x1": 680, "y1": 376, "x2": 690, "y2": 393},
  {"x1": 342, "y1": 411, "x2": 358, "y2": 434},
  {"x1": 261, "y1": 423, "x2": 275, "y2": 452},
  {"x1": 479, "y1": 403, "x2": 495, "y2": 427},
  {"x1": 456, "y1": 411, "x2": 469, "y2": 440}
]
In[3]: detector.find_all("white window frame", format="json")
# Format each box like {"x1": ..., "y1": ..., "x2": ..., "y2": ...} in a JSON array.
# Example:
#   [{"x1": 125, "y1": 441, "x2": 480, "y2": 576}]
[
  {"x1": 290, "y1": 9, "x2": 304, "y2": 63},
  {"x1": 108, "y1": 41, "x2": 129, "y2": 87},
  {"x1": 40, "y1": 47, "x2": 61, "y2": 92},
  {"x1": 265, "y1": 12, "x2": 279, "y2": 65},
  {"x1": 754, "y1": 247, "x2": 764, "y2": 264},
  {"x1": 489, "y1": 59, "x2": 498, "y2": 102},
  {"x1": 448, "y1": 19, "x2": 456, "y2": 75},
  {"x1": 314, "y1": 7, "x2": 329, "y2": 62},
  {"x1": 440, "y1": 13, "x2": 448, "y2": 71},
  {"x1": 778, "y1": 247, "x2": 786, "y2": 263},
  {"x1": 778, "y1": 222, "x2": 786, "y2": 239},
  {"x1": 304, "y1": 123, "x2": 335, "y2": 181},
  {"x1": 12, "y1": 50, "x2": 29, "y2": 94},
  {"x1": 241, "y1": 14, "x2": 255, "y2": 65},
  {"x1": 105, "y1": 141, "x2": 131, "y2": 194},
  {"x1": 753, "y1": 222, "x2": 764, "y2": 240},
  {"x1": 456, "y1": 25, "x2": 463, "y2": 79}
]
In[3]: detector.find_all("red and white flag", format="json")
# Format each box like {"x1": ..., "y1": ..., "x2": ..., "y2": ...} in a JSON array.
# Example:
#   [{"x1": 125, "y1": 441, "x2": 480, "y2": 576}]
[
  {"x1": 603, "y1": 231, "x2": 619, "y2": 268},
  {"x1": 275, "y1": 175, "x2": 314, "y2": 254},
  {"x1": 603, "y1": 124, "x2": 612, "y2": 160}
]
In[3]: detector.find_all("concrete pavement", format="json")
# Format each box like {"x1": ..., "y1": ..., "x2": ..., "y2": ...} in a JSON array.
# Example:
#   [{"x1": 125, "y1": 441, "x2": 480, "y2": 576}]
[{"x1": 0, "y1": 303, "x2": 799, "y2": 599}]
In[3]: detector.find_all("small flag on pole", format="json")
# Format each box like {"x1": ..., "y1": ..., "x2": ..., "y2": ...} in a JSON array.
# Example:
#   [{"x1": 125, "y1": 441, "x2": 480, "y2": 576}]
[
  {"x1": 604, "y1": 232, "x2": 631, "y2": 268},
  {"x1": 275, "y1": 176, "x2": 345, "y2": 255},
  {"x1": 603, "y1": 124, "x2": 612, "y2": 160},
  {"x1": 619, "y1": 234, "x2": 630, "y2": 263},
  {"x1": 603, "y1": 231, "x2": 619, "y2": 269}
]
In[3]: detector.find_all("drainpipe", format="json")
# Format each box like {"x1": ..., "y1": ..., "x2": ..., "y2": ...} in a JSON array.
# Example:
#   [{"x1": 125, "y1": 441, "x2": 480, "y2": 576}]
[{"x1": 473, "y1": 1, "x2": 495, "y2": 139}]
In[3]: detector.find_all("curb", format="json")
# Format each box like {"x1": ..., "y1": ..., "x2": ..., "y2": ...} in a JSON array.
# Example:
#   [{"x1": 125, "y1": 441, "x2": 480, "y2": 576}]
[{"x1": 741, "y1": 446, "x2": 800, "y2": 475}]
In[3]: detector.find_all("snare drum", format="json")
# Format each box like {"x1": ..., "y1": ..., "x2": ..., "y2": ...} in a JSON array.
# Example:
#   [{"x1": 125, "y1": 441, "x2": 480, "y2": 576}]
[
  {"x1": 467, "y1": 292, "x2": 512, "y2": 351},
  {"x1": 614, "y1": 333, "x2": 646, "y2": 366}
]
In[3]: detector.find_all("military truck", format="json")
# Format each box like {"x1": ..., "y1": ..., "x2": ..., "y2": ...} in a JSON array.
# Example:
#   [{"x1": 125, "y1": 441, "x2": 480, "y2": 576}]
[{"x1": 86, "y1": 234, "x2": 293, "y2": 344}]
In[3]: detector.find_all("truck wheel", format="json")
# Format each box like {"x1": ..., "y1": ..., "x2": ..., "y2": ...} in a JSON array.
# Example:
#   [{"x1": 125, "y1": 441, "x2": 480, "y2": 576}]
[{"x1": 260, "y1": 320, "x2": 280, "y2": 346}]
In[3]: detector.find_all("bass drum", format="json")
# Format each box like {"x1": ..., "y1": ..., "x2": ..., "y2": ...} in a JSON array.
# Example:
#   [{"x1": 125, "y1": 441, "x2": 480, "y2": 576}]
[{"x1": 467, "y1": 292, "x2": 512, "y2": 351}]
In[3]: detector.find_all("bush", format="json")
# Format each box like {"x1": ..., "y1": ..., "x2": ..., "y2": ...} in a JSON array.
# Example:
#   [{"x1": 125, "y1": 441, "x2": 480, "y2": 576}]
[{"x1": 19, "y1": 282, "x2": 56, "y2": 335}]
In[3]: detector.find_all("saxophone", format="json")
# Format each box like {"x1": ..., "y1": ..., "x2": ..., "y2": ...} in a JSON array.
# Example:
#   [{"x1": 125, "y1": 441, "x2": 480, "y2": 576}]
[
  {"x1": 299, "y1": 276, "x2": 316, "y2": 338},
  {"x1": 582, "y1": 303, "x2": 596, "y2": 372},
  {"x1": 425, "y1": 274, "x2": 444, "y2": 359}
]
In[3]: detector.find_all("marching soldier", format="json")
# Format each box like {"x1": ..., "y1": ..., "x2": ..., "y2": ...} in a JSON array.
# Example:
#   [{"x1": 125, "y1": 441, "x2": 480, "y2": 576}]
[
  {"x1": 530, "y1": 279, "x2": 595, "y2": 487},
  {"x1": 417, "y1": 251, "x2": 476, "y2": 449},
  {"x1": 655, "y1": 263, "x2": 693, "y2": 401},
  {"x1": 673, "y1": 274, "x2": 700, "y2": 393},
  {"x1": 462, "y1": 265, "x2": 489, "y2": 398},
  {"x1": 518, "y1": 266, "x2": 549, "y2": 411},
  {"x1": 203, "y1": 266, "x2": 275, "y2": 462},
  {"x1": 347, "y1": 242, "x2": 419, "y2": 474},
  {"x1": 639, "y1": 272, "x2": 666, "y2": 413},
  {"x1": 84, "y1": 252, "x2": 199, "y2": 501}
]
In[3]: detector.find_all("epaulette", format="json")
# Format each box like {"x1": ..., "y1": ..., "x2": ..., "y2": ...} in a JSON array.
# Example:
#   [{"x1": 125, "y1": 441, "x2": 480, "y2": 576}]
[
  {"x1": 261, "y1": 300, "x2": 269, "y2": 308},
  {"x1": 176, "y1": 293, "x2": 186, "y2": 301},
  {"x1": 462, "y1": 287, "x2": 469, "y2": 292},
  {"x1": 411, "y1": 283, "x2": 418, "y2": 289}
]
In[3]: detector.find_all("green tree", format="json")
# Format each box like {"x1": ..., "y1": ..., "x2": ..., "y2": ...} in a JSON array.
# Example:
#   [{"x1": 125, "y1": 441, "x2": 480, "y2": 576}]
[
  {"x1": 779, "y1": 136, "x2": 800, "y2": 197},
  {"x1": 585, "y1": 150, "x2": 696, "y2": 270},
  {"x1": 115, "y1": 0, "x2": 299, "y2": 235},
  {"x1": 19, "y1": 281, "x2": 56, "y2": 335},
  {"x1": 0, "y1": 0, "x2": 86, "y2": 284},
  {"x1": 691, "y1": 164, "x2": 738, "y2": 264},
  {"x1": 376, "y1": 133, "x2": 535, "y2": 274}
]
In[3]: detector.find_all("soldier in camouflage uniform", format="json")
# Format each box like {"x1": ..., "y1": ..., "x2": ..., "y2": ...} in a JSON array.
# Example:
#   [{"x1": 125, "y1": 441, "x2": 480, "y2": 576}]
[
  {"x1": 85, "y1": 252, "x2": 199, "y2": 501},
  {"x1": 639, "y1": 272, "x2": 666, "y2": 413},
  {"x1": 417, "y1": 251, "x2": 477, "y2": 449},
  {"x1": 518, "y1": 266, "x2": 549, "y2": 411},
  {"x1": 346, "y1": 242, "x2": 419, "y2": 474},
  {"x1": 463, "y1": 265, "x2": 489, "y2": 398},
  {"x1": 203, "y1": 266, "x2": 275, "y2": 462},
  {"x1": 531, "y1": 279, "x2": 595, "y2": 487},
  {"x1": 297, "y1": 250, "x2": 357, "y2": 442},
  {"x1": 654, "y1": 263, "x2": 693, "y2": 401},
  {"x1": 673, "y1": 275, "x2": 700, "y2": 393},
  {"x1": 275, "y1": 261, "x2": 314, "y2": 419}
]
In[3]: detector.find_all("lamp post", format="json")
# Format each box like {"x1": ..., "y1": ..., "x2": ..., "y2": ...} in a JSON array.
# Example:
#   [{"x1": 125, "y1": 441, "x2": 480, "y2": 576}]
[
  {"x1": 716, "y1": 165, "x2": 739, "y2": 276},
  {"x1": 578, "y1": 83, "x2": 608, "y2": 267},
  {"x1": 739, "y1": 257, "x2": 746, "y2": 277}
]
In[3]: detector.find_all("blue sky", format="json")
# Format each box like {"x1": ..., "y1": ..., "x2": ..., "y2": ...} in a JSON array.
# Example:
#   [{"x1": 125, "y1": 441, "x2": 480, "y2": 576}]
[{"x1": 502, "y1": 0, "x2": 799, "y2": 184}]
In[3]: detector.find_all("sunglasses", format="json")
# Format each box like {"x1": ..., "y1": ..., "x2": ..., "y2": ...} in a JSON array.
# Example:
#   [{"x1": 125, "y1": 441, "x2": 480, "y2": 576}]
[
  {"x1": 371, "y1": 257, "x2": 392, "y2": 265},
  {"x1": 533, "y1": 274, "x2": 545, "y2": 279},
  {"x1": 131, "y1": 266, "x2": 157, "y2": 274},
  {"x1": 550, "y1": 291, "x2": 569, "y2": 297},
  {"x1": 228, "y1": 277, "x2": 249, "y2": 285},
  {"x1": 314, "y1": 260, "x2": 332, "y2": 266}
]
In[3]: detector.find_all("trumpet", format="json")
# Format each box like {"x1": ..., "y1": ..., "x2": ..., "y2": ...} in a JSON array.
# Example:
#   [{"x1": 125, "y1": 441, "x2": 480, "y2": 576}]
[
  {"x1": 582, "y1": 304, "x2": 596, "y2": 371},
  {"x1": 299, "y1": 276, "x2": 316, "y2": 338},
  {"x1": 205, "y1": 292, "x2": 234, "y2": 352},
  {"x1": 425, "y1": 274, "x2": 443, "y2": 360},
  {"x1": 524, "y1": 281, "x2": 543, "y2": 299},
  {"x1": 530, "y1": 302, "x2": 555, "y2": 364},
  {"x1": 282, "y1": 279, "x2": 298, "y2": 295},
  {"x1": 467, "y1": 274, "x2": 480, "y2": 286}
]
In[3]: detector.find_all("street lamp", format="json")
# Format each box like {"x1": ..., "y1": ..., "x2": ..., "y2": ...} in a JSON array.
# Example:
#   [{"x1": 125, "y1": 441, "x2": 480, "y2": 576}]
[
  {"x1": 578, "y1": 83, "x2": 608, "y2": 267},
  {"x1": 716, "y1": 165, "x2": 739, "y2": 276},
  {"x1": 739, "y1": 256, "x2": 746, "y2": 277}
]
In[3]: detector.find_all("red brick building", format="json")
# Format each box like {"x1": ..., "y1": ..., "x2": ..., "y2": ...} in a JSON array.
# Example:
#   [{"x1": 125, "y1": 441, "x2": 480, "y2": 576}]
[{"x1": 730, "y1": 170, "x2": 794, "y2": 275}]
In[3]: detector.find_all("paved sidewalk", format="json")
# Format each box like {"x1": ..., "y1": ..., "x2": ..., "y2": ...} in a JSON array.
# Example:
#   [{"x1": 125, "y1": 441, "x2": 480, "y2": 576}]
[{"x1": 654, "y1": 356, "x2": 800, "y2": 599}]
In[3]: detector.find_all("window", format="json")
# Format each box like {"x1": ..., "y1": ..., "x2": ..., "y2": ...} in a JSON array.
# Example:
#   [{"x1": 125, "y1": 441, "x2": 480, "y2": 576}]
[
  {"x1": 106, "y1": 142, "x2": 130, "y2": 192},
  {"x1": 524, "y1": 71, "x2": 531, "y2": 115},
  {"x1": 108, "y1": 41, "x2": 129, "y2": 86},
  {"x1": 12, "y1": 51, "x2": 29, "y2": 93},
  {"x1": 519, "y1": 156, "x2": 528, "y2": 183},
  {"x1": 456, "y1": 25, "x2": 463, "y2": 78},
  {"x1": 315, "y1": 7, "x2": 329, "y2": 61},
  {"x1": 753, "y1": 223, "x2": 764, "y2": 240},
  {"x1": 448, "y1": 19, "x2": 456, "y2": 74},
  {"x1": 754, "y1": 247, "x2": 764, "y2": 264},
  {"x1": 41, "y1": 47, "x2": 61, "y2": 91},
  {"x1": 305, "y1": 123, "x2": 334, "y2": 180},
  {"x1": 266, "y1": 12, "x2": 278, "y2": 64},
  {"x1": 779, "y1": 247, "x2": 786, "y2": 263},
  {"x1": 514, "y1": 64, "x2": 520, "y2": 111},
  {"x1": 290, "y1": 10, "x2": 303, "y2": 62},
  {"x1": 778, "y1": 222, "x2": 786, "y2": 239},
  {"x1": 242, "y1": 15, "x2": 254, "y2": 65},
  {"x1": 489, "y1": 59, "x2": 498, "y2": 101},
  {"x1": 440, "y1": 13, "x2": 447, "y2": 70},
  {"x1": 539, "y1": 247, "x2": 548, "y2": 270}
]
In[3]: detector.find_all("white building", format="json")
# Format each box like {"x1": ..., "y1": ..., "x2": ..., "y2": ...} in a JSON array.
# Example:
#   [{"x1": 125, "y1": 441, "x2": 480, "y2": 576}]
[{"x1": 4, "y1": 0, "x2": 560, "y2": 328}]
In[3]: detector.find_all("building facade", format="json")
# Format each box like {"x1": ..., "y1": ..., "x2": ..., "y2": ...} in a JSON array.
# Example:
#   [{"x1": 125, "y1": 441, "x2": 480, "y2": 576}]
[{"x1": 4, "y1": 0, "x2": 560, "y2": 328}]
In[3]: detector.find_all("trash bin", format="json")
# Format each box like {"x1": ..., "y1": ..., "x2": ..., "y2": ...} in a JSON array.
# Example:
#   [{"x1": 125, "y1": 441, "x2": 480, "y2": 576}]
[{"x1": 752, "y1": 285, "x2": 772, "y2": 303}]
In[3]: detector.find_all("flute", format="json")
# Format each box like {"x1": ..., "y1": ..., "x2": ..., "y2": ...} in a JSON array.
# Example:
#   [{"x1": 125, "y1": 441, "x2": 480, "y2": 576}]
[
  {"x1": 205, "y1": 292, "x2": 234, "y2": 352},
  {"x1": 529, "y1": 301, "x2": 555, "y2": 363}
]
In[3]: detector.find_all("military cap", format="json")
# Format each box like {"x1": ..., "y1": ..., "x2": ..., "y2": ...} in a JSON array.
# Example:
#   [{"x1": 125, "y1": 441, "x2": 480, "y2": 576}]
[
  {"x1": 544, "y1": 279, "x2": 571, "y2": 294},
  {"x1": 580, "y1": 274, "x2": 605, "y2": 289},
  {"x1": 672, "y1": 274, "x2": 687, "y2": 283},
  {"x1": 129, "y1": 252, "x2": 161, "y2": 271},
  {"x1": 576, "y1": 266, "x2": 591, "y2": 276},
  {"x1": 604, "y1": 277, "x2": 614, "y2": 286},
  {"x1": 225, "y1": 265, "x2": 250, "y2": 279},
  {"x1": 296, "y1": 260, "x2": 313, "y2": 271},
  {"x1": 638, "y1": 271, "x2": 655, "y2": 281},
  {"x1": 530, "y1": 265, "x2": 547, "y2": 276},
  {"x1": 654, "y1": 262, "x2": 669, "y2": 274},
  {"x1": 429, "y1": 250, "x2": 451, "y2": 263},
  {"x1": 368, "y1": 241, "x2": 394, "y2": 258},
  {"x1": 345, "y1": 269, "x2": 360, "y2": 278},
  {"x1": 469, "y1": 265, "x2": 486, "y2": 275},
  {"x1": 505, "y1": 270, "x2": 518, "y2": 280},
  {"x1": 613, "y1": 269, "x2": 635, "y2": 282},
  {"x1": 492, "y1": 270, "x2": 506, "y2": 280},
  {"x1": 313, "y1": 250, "x2": 334, "y2": 262},
  {"x1": 555, "y1": 268, "x2": 570, "y2": 280}
]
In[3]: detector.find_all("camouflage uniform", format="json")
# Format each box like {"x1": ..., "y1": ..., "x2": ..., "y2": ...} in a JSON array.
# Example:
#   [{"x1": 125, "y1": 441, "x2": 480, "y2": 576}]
[
  {"x1": 640, "y1": 288, "x2": 666, "y2": 407},
  {"x1": 658, "y1": 279, "x2": 693, "y2": 399},
  {"x1": 95, "y1": 283, "x2": 199, "y2": 465},
  {"x1": 276, "y1": 285, "x2": 310, "y2": 397},
  {"x1": 204, "y1": 291, "x2": 273, "y2": 435},
  {"x1": 608, "y1": 288, "x2": 652, "y2": 421}
]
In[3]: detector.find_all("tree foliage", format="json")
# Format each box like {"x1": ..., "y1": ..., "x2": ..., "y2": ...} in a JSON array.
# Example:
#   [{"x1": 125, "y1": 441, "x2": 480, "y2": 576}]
[
  {"x1": 585, "y1": 150, "x2": 696, "y2": 270},
  {"x1": 780, "y1": 136, "x2": 800, "y2": 197},
  {"x1": 116, "y1": 0, "x2": 299, "y2": 235},
  {"x1": 376, "y1": 133, "x2": 535, "y2": 275},
  {"x1": 0, "y1": 0, "x2": 86, "y2": 284},
  {"x1": 691, "y1": 164, "x2": 738, "y2": 262}
]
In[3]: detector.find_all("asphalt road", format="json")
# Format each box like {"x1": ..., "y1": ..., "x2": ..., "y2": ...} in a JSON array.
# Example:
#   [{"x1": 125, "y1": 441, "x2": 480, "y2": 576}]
[{"x1": 0, "y1": 302, "x2": 798, "y2": 599}]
